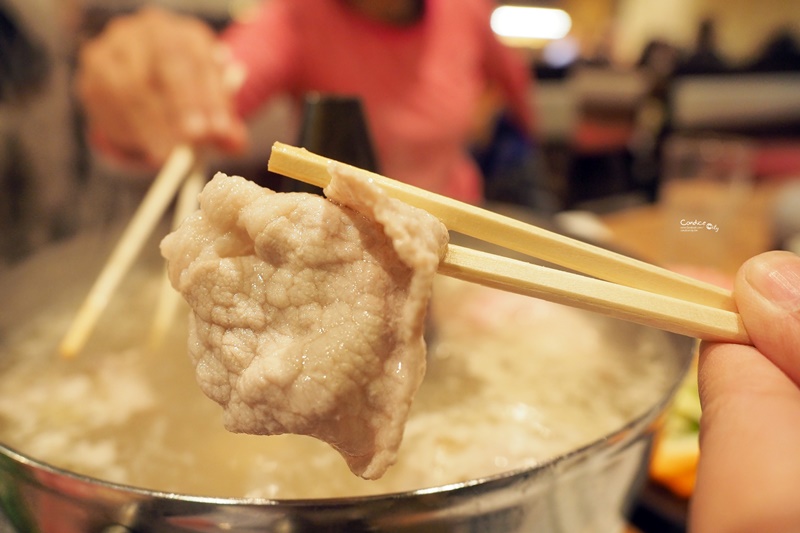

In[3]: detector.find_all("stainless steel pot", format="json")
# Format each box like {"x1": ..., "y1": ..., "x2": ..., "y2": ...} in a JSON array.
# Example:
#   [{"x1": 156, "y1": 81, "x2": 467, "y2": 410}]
[{"x1": 0, "y1": 225, "x2": 695, "y2": 533}]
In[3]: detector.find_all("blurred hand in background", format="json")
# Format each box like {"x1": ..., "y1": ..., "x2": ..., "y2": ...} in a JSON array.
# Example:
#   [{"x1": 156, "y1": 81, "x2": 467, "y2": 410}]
[
  {"x1": 76, "y1": 7, "x2": 248, "y2": 167},
  {"x1": 75, "y1": 0, "x2": 533, "y2": 204}
]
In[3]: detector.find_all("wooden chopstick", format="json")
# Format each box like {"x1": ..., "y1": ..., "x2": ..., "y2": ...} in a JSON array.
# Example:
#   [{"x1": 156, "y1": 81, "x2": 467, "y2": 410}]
[
  {"x1": 59, "y1": 145, "x2": 196, "y2": 359},
  {"x1": 149, "y1": 155, "x2": 206, "y2": 348},
  {"x1": 268, "y1": 142, "x2": 749, "y2": 343},
  {"x1": 441, "y1": 244, "x2": 749, "y2": 343}
]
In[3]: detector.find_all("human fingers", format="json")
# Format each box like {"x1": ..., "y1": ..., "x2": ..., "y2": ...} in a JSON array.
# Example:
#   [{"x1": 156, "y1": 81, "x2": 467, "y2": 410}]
[
  {"x1": 77, "y1": 8, "x2": 247, "y2": 166},
  {"x1": 690, "y1": 252, "x2": 800, "y2": 532},
  {"x1": 734, "y1": 251, "x2": 800, "y2": 385},
  {"x1": 146, "y1": 10, "x2": 247, "y2": 157},
  {"x1": 77, "y1": 9, "x2": 174, "y2": 164}
]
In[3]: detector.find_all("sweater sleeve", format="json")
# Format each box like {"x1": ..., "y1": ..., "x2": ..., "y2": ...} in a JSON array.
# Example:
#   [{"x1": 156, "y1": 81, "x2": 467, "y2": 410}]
[{"x1": 222, "y1": 1, "x2": 299, "y2": 118}]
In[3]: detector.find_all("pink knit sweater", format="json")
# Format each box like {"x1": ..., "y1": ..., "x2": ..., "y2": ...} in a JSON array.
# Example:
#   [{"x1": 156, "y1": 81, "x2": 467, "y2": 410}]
[{"x1": 223, "y1": 0, "x2": 532, "y2": 202}]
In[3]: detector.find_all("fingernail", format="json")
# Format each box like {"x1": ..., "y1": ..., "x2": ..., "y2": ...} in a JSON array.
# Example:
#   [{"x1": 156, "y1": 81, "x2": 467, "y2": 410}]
[
  {"x1": 223, "y1": 62, "x2": 247, "y2": 91},
  {"x1": 184, "y1": 113, "x2": 207, "y2": 136},
  {"x1": 745, "y1": 252, "x2": 800, "y2": 313}
]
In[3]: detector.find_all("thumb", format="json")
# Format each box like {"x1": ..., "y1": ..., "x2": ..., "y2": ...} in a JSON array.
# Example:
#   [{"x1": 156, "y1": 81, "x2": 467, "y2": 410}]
[
  {"x1": 735, "y1": 251, "x2": 800, "y2": 385},
  {"x1": 690, "y1": 251, "x2": 800, "y2": 532}
]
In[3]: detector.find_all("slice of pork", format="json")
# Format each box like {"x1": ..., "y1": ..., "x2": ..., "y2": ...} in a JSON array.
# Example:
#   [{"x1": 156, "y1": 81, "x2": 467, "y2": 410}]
[{"x1": 160, "y1": 164, "x2": 448, "y2": 479}]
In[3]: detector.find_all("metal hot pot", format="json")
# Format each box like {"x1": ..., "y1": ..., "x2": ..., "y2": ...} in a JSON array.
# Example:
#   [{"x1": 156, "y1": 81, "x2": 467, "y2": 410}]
[{"x1": 0, "y1": 214, "x2": 695, "y2": 533}]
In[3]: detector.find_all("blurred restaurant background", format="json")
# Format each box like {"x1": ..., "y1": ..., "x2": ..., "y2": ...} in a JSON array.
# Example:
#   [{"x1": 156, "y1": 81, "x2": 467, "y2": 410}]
[
  {"x1": 3, "y1": 0, "x2": 800, "y2": 262},
  {"x1": 2, "y1": 1, "x2": 800, "y2": 530}
]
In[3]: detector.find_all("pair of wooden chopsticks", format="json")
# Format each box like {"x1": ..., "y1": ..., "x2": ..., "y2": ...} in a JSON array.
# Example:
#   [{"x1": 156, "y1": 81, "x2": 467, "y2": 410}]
[
  {"x1": 58, "y1": 145, "x2": 205, "y2": 359},
  {"x1": 268, "y1": 142, "x2": 750, "y2": 345},
  {"x1": 59, "y1": 140, "x2": 750, "y2": 359}
]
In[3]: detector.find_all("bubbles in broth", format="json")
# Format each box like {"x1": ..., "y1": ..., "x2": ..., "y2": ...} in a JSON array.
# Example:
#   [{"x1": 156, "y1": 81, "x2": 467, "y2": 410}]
[{"x1": 0, "y1": 234, "x2": 675, "y2": 499}]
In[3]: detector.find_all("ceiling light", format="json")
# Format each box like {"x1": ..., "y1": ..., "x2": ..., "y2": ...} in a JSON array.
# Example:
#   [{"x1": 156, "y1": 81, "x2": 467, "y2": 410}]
[{"x1": 491, "y1": 6, "x2": 572, "y2": 42}]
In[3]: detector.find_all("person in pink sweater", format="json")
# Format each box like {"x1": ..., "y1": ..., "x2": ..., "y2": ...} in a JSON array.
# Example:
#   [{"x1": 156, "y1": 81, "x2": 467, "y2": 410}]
[{"x1": 77, "y1": 0, "x2": 534, "y2": 203}]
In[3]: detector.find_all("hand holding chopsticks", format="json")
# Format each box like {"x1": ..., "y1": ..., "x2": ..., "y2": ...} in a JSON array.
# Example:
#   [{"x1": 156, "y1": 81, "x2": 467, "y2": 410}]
[{"x1": 269, "y1": 142, "x2": 750, "y2": 344}]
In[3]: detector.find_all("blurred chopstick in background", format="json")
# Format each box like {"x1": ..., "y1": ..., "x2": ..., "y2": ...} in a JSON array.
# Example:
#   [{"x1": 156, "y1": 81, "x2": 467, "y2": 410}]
[
  {"x1": 58, "y1": 145, "x2": 199, "y2": 359},
  {"x1": 149, "y1": 156, "x2": 206, "y2": 348}
]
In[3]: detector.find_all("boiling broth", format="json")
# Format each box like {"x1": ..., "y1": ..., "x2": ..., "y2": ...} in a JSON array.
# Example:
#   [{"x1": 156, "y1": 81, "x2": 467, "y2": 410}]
[{"x1": 0, "y1": 233, "x2": 674, "y2": 499}]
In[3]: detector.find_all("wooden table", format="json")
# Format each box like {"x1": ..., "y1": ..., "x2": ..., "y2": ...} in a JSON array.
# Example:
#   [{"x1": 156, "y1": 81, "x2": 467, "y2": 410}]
[{"x1": 601, "y1": 182, "x2": 779, "y2": 278}]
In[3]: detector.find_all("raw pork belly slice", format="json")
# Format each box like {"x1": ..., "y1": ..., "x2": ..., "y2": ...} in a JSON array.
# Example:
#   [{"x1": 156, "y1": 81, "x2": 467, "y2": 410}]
[{"x1": 160, "y1": 164, "x2": 448, "y2": 479}]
